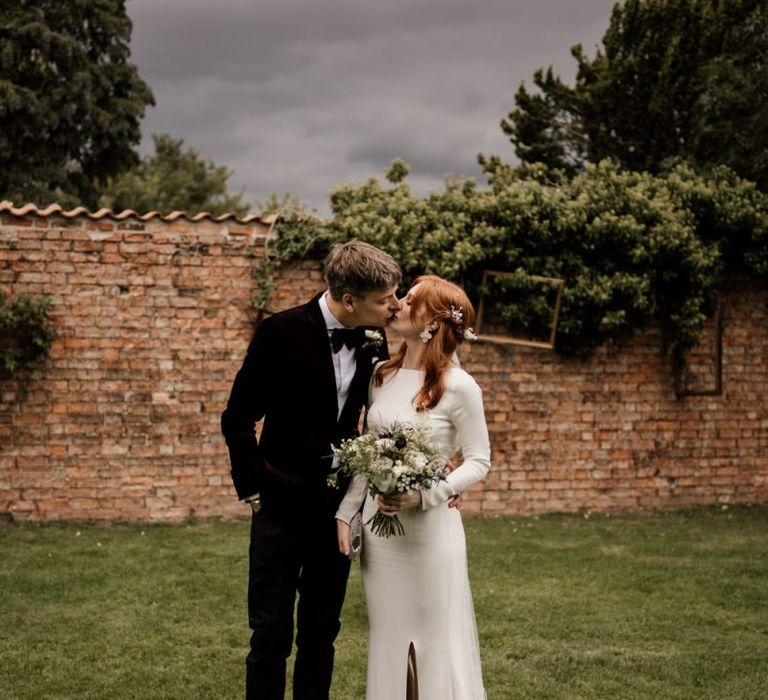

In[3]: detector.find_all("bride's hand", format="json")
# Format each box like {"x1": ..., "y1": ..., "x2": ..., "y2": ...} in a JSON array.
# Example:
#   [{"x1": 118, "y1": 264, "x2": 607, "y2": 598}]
[
  {"x1": 336, "y1": 518, "x2": 351, "y2": 556},
  {"x1": 378, "y1": 490, "x2": 421, "y2": 515}
]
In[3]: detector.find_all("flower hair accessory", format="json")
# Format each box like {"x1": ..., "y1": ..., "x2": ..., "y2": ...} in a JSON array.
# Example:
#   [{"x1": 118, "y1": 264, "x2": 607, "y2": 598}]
[
  {"x1": 450, "y1": 305, "x2": 464, "y2": 322},
  {"x1": 464, "y1": 327, "x2": 478, "y2": 341}
]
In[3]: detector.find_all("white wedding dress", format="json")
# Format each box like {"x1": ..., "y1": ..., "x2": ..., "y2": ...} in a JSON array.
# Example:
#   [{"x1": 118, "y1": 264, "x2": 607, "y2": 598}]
[{"x1": 337, "y1": 366, "x2": 491, "y2": 700}]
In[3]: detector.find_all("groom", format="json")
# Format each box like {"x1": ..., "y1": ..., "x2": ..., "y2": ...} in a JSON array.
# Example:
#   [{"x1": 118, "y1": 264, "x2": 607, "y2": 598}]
[{"x1": 221, "y1": 240, "x2": 402, "y2": 699}]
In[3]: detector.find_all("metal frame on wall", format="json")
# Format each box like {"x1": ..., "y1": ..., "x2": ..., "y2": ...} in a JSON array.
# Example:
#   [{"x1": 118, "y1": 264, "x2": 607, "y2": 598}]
[
  {"x1": 673, "y1": 302, "x2": 724, "y2": 398},
  {"x1": 474, "y1": 270, "x2": 564, "y2": 349}
]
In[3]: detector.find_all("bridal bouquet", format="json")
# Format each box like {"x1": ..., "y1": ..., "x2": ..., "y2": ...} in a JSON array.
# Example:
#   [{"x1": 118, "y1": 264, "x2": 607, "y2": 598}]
[{"x1": 328, "y1": 422, "x2": 447, "y2": 537}]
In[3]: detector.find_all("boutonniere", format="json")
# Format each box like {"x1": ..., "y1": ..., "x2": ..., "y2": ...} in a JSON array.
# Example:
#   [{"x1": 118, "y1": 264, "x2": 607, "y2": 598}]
[{"x1": 361, "y1": 329, "x2": 385, "y2": 352}]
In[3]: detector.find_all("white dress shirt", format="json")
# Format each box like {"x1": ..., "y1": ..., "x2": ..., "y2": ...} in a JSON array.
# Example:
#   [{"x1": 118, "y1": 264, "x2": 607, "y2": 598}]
[{"x1": 319, "y1": 291, "x2": 357, "y2": 420}]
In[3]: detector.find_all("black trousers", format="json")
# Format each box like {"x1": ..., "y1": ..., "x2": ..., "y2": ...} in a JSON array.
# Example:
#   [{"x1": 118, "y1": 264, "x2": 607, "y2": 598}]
[{"x1": 245, "y1": 508, "x2": 351, "y2": 700}]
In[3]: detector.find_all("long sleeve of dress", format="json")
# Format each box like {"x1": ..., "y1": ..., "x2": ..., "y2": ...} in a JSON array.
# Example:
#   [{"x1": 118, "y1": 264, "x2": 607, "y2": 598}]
[
  {"x1": 336, "y1": 473, "x2": 368, "y2": 524},
  {"x1": 420, "y1": 373, "x2": 491, "y2": 510},
  {"x1": 336, "y1": 366, "x2": 382, "y2": 524}
]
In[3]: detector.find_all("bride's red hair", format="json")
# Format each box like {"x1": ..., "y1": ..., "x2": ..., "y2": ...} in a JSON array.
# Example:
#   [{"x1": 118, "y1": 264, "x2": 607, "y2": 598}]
[{"x1": 374, "y1": 275, "x2": 475, "y2": 412}]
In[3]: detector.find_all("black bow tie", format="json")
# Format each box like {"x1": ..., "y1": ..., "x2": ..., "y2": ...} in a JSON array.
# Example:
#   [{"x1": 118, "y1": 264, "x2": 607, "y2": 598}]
[{"x1": 330, "y1": 327, "x2": 359, "y2": 353}]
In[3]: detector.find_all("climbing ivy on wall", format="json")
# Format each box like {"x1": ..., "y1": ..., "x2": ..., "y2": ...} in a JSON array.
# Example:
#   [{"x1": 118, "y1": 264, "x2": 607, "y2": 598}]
[
  {"x1": 0, "y1": 291, "x2": 55, "y2": 376},
  {"x1": 260, "y1": 159, "x2": 767, "y2": 359}
]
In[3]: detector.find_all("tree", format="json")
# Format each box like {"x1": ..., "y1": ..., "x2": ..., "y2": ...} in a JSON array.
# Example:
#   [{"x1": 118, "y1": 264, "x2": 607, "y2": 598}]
[
  {"x1": 502, "y1": 67, "x2": 587, "y2": 175},
  {"x1": 504, "y1": 0, "x2": 768, "y2": 189},
  {"x1": 0, "y1": 0, "x2": 154, "y2": 207},
  {"x1": 691, "y1": 11, "x2": 768, "y2": 188},
  {"x1": 98, "y1": 134, "x2": 250, "y2": 217}
]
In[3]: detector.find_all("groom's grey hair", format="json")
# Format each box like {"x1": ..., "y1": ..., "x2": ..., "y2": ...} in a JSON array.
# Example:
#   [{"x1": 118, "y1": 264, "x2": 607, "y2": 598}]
[{"x1": 324, "y1": 241, "x2": 401, "y2": 300}]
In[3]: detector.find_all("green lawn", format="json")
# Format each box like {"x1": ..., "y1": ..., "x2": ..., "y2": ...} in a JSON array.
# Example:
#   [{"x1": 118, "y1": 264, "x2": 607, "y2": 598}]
[{"x1": 2, "y1": 508, "x2": 767, "y2": 699}]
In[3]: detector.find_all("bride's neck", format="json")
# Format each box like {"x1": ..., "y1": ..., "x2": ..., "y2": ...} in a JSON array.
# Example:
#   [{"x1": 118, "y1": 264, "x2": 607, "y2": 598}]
[{"x1": 400, "y1": 339, "x2": 425, "y2": 370}]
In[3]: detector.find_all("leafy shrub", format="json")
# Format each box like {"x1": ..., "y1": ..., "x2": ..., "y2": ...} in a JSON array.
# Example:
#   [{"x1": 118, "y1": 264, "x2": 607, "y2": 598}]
[
  {"x1": 270, "y1": 159, "x2": 767, "y2": 358},
  {"x1": 0, "y1": 291, "x2": 55, "y2": 375}
]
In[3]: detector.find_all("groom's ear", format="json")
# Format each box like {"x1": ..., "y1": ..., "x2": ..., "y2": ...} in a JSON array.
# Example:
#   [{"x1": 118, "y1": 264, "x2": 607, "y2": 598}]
[{"x1": 341, "y1": 292, "x2": 357, "y2": 313}]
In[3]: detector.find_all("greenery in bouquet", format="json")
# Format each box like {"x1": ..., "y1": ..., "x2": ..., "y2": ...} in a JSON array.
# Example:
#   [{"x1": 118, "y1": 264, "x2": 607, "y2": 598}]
[{"x1": 328, "y1": 422, "x2": 447, "y2": 537}]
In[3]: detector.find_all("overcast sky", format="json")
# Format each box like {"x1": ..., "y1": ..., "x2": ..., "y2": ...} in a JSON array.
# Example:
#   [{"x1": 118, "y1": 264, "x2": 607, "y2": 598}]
[{"x1": 127, "y1": 0, "x2": 617, "y2": 216}]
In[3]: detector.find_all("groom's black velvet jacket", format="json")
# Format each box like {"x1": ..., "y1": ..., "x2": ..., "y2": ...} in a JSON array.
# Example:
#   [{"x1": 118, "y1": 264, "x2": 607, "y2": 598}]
[{"x1": 221, "y1": 293, "x2": 388, "y2": 519}]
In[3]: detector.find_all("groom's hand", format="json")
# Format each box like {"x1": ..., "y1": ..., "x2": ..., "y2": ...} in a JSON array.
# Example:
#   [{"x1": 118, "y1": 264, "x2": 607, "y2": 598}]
[
  {"x1": 444, "y1": 453, "x2": 462, "y2": 509},
  {"x1": 336, "y1": 518, "x2": 351, "y2": 556}
]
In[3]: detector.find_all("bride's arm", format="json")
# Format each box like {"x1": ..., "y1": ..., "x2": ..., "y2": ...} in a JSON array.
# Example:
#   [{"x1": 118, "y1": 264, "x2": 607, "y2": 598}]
[
  {"x1": 335, "y1": 474, "x2": 368, "y2": 523},
  {"x1": 336, "y1": 473, "x2": 367, "y2": 555},
  {"x1": 336, "y1": 371, "x2": 378, "y2": 524},
  {"x1": 420, "y1": 373, "x2": 491, "y2": 510}
]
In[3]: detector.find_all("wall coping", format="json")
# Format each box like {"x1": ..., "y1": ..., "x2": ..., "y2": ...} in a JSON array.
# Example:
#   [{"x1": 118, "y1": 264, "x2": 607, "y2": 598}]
[{"x1": 0, "y1": 200, "x2": 268, "y2": 226}]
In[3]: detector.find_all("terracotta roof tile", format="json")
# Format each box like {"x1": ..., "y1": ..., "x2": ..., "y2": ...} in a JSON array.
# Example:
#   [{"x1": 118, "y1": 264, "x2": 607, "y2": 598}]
[{"x1": 0, "y1": 201, "x2": 266, "y2": 225}]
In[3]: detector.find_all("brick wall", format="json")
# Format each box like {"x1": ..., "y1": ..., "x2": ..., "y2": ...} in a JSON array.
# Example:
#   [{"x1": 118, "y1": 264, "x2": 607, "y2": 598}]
[
  {"x1": 460, "y1": 279, "x2": 768, "y2": 514},
  {"x1": 1, "y1": 208, "x2": 766, "y2": 521}
]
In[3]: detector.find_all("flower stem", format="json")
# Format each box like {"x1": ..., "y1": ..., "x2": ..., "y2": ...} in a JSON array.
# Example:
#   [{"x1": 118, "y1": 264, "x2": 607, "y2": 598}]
[{"x1": 365, "y1": 511, "x2": 405, "y2": 537}]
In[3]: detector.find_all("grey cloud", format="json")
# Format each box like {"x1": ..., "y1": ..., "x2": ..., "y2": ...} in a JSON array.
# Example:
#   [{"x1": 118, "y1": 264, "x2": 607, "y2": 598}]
[{"x1": 128, "y1": 0, "x2": 617, "y2": 214}]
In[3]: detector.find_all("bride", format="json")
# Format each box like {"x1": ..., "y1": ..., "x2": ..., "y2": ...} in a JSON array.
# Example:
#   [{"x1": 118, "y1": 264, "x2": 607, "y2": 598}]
[{"x1": 336, "y1": 275, "x2": 491, "y2": 699}]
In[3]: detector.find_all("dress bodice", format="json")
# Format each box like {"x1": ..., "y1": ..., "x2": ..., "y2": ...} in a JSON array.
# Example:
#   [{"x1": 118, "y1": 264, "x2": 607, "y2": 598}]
[
  {"x1": 367, "y1": 368, "x2": 459, "y2": 460},
  {"x1": 338, "y1": 365, "x2": 491, "y2": 518}
]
